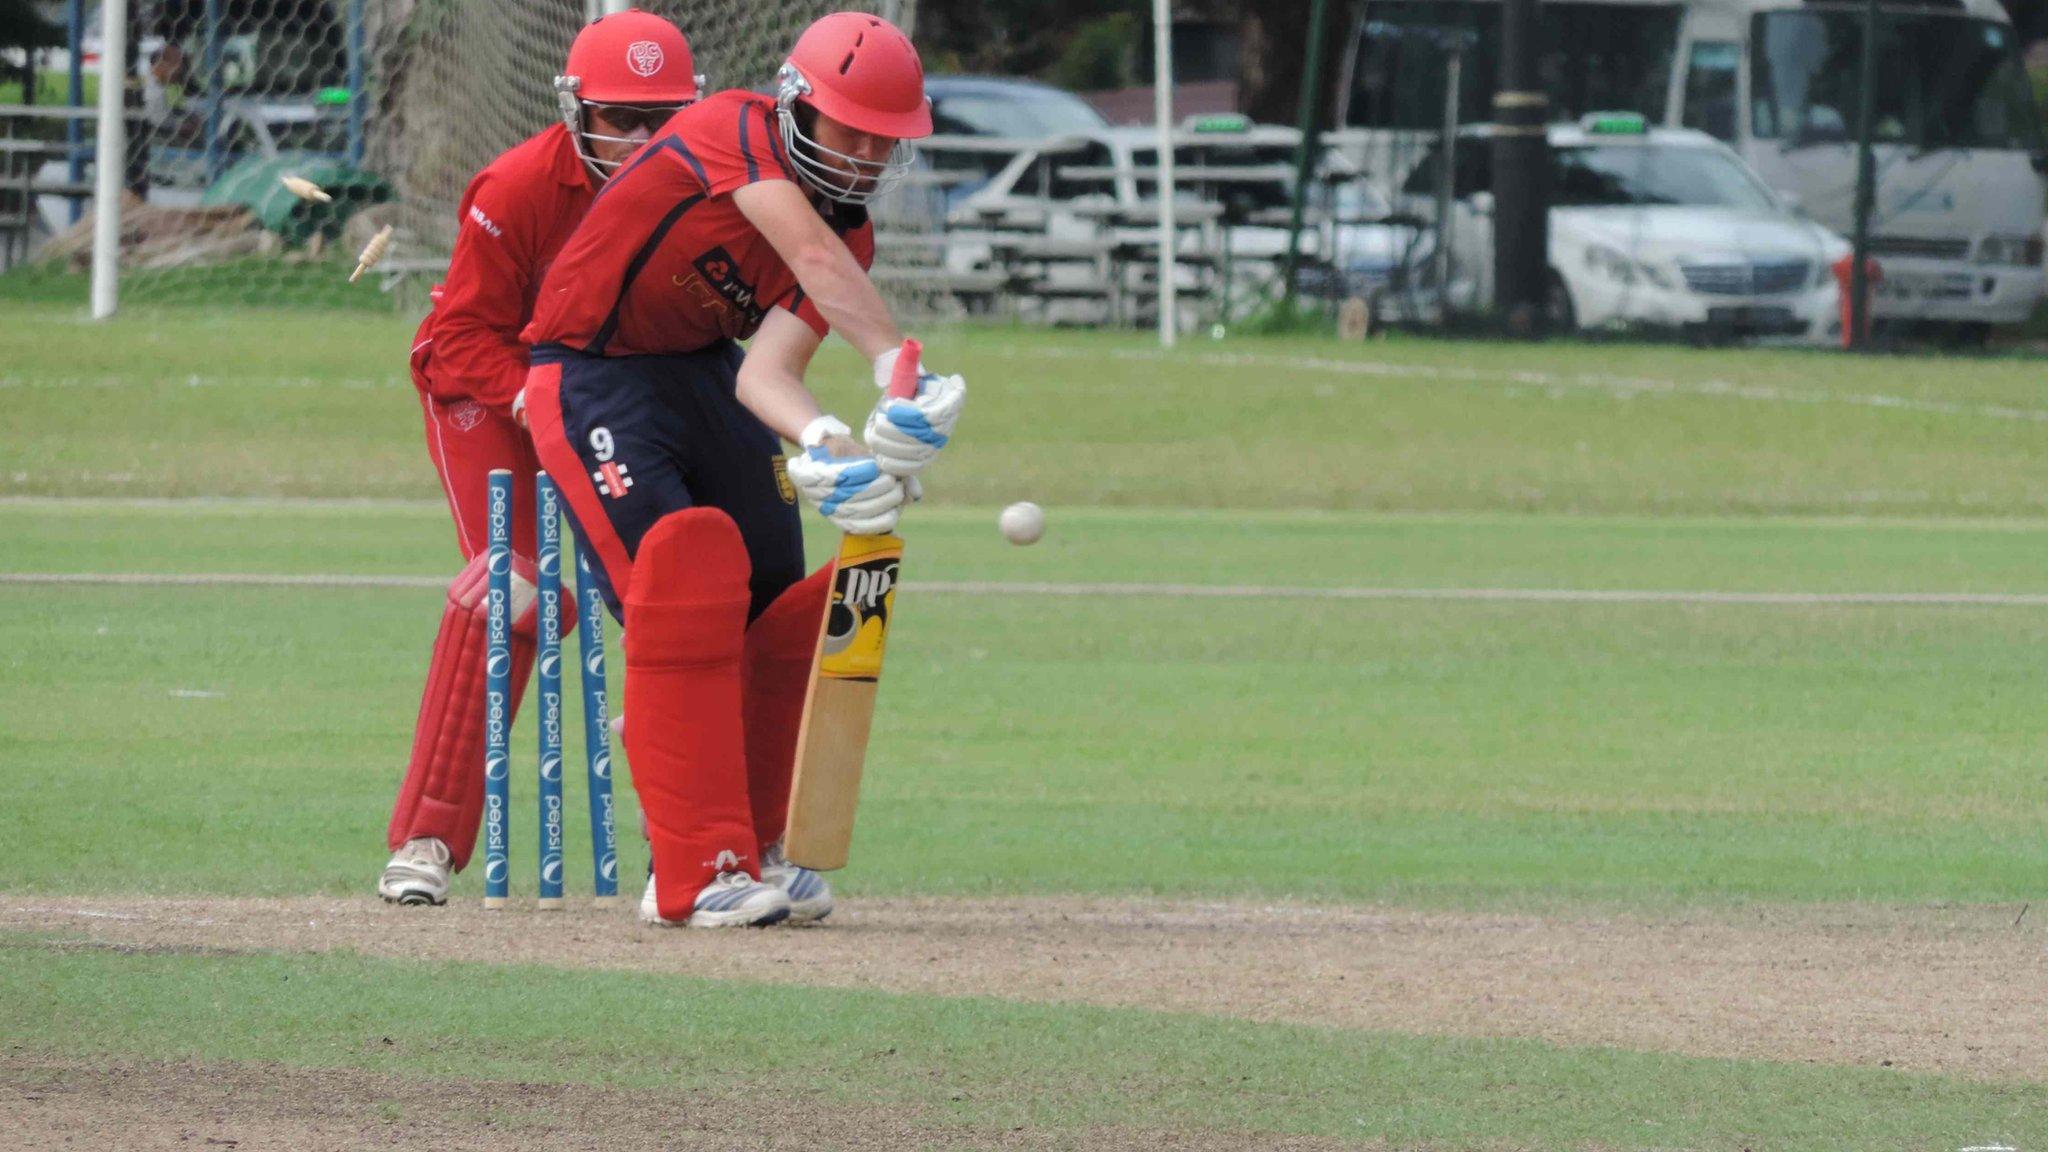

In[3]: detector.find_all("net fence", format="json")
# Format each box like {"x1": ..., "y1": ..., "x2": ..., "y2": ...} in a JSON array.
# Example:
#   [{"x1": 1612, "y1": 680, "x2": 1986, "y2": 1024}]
[{"x1": 22, "y1": 0, "x2": 916, "y2": 312}]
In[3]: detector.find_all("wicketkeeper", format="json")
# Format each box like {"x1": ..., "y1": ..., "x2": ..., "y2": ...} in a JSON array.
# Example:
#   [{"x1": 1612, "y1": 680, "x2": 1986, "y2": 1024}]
[{"x1": 379, "y1": 10, "x2": 700, "y2": 906}]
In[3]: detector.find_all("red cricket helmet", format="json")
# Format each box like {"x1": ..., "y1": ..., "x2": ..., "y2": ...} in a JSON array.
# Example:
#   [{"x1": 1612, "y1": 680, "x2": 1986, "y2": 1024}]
[
  {"x1": 774, "y1": 12, "x2": 930, "y2": 204},
  {"x1": 781, "y1": 12, "x2": 932, "y2": 139},
  {"x1": 555, "y1": 10, "x2": 701, "y2": 182},
  {"x1": 562, "y1": 9, "x2": 698, "y2": 105}
]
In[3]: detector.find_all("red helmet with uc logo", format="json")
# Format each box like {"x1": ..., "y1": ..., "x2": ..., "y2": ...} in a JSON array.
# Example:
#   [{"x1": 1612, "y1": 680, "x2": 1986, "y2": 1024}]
[
  {"x1": 562, "y1": 9, "x2": 699, "y2": 104},
  {"x1": 555, "y1": 10, "x2": 701, "y2": 182},
  {"x1": 775, "y1": 12, "x2": 931, "y2": 204}
]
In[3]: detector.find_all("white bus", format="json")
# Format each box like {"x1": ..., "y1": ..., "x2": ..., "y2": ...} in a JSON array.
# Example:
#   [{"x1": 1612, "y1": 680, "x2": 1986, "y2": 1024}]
[{"x1": 1338, "y1": 0, "x2": 2048, "y2": 337}]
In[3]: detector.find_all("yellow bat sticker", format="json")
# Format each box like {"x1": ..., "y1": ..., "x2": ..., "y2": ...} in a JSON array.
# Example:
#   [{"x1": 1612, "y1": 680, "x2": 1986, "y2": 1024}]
[{"x1": 819, "y1": 535, "x2": 902, "y2": 682}]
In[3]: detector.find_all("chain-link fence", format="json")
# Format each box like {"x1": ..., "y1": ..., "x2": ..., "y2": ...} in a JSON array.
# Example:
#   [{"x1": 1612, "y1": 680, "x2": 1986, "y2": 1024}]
[{"x1": 21, "y1": 0, "x2": 906, "y2": 312}]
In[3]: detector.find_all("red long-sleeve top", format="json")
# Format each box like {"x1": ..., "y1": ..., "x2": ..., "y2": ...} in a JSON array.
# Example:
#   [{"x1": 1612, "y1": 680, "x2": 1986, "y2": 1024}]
[{"x1": 410, "y1": 124, "x2": 594, "y2": 408}]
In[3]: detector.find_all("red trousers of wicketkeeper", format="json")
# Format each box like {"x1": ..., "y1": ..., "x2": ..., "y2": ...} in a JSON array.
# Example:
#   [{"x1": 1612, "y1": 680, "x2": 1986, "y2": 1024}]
[{"x1": 383, "y1": 388, "x2": 578, "y2": 870}]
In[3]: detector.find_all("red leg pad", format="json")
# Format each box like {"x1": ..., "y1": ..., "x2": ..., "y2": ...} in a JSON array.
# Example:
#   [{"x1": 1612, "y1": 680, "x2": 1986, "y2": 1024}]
[
  {"x1": 742, "y1": 564, "x2": 831, "y2": 850},
  {"x1": 386, "y1": 550, "x2": 576, "y2": 869},
  {"x1": 624, "y1": 508, "x2": 756, "y2": 921}
]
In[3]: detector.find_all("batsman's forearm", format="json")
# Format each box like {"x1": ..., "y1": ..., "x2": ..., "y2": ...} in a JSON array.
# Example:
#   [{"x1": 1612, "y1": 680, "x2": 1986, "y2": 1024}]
[
  {"x1": 787, "y1": 243, "x2": 903, "y2": 363},
  {"x1": 734, "y1": 362, "x2": 825, "y2": 446}
]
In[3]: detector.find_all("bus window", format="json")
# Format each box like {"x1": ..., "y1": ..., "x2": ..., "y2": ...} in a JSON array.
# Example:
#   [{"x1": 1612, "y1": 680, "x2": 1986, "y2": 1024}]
[
  {"x1": 1343, "y1": 2, "x2": 1681, "y2": 129},
  {"x1": 1682, "y1": 41, "x2": 1740, "y2": 141},
  {"x1": 1750, "y1": 11, "x2": 2046, "y2": 151}
]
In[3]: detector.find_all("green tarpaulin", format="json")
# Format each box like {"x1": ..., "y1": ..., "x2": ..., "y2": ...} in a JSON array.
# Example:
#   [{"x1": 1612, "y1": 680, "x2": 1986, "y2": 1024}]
[{"x1": 201, "y1": 153, "x2": 390, "y2": 245}]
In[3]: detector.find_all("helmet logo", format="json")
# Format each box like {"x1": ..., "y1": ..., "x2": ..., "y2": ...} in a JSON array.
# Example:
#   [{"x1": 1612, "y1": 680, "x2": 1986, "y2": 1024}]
[{"x1": 626, "y1": 40, "x2": 664, "y2": 77}]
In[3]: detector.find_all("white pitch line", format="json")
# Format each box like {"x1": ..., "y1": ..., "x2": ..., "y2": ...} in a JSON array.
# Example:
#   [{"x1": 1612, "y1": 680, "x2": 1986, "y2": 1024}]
[
  {"x1": 7, "y1": 571, "x2": 2048, "y2": 606},
  {"x1": 922, "y1": 581, "x2": 2048, "y2": 606},
  {"x1": 0, "y1": 572, "x2": 446, "y2": 588},
  {"x1": 0, "y1": 495, "x2": 447, "y2": 511}
]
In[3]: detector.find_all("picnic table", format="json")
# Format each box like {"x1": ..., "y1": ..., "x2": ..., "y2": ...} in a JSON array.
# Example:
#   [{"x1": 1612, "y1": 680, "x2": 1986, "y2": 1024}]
[
  {"x1": 0, "y1": 105, "x2": 149, "y2": 267},
  {"x1": 946, "y1": 193, "x2": 1060, "y2": 233},
  {"x1": 1063, "y1": 199, "x2": 1225, "y2": 229},
  {"x1": 0, "y1": 137, "x2": 85, "y2": 268},
  {"x1": 1056, "y1": 164, "x2": 1297, "y2": 186},
  {"x1": 981, "y1": 234, "x2": 1121, "y2": 320}
]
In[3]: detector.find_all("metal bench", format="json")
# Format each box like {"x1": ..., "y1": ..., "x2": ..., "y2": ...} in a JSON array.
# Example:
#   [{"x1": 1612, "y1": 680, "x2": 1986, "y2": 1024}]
[
  {"x1": 0, "y1": 105, "x2": 145, "y2": 269},
  {"x1": 869, "y1": 264, "x2": 1011, "y2": 313},
  {"x1": 372, "y1": 255, "x2": 449, "y2": 293},
  {"x1": 0, "y1": 140, "x2": 86, "y2": 269}
]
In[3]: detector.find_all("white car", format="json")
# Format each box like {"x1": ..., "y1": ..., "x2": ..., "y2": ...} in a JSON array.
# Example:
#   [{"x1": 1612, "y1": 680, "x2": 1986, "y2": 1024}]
[{"x1": 1403, "y1": 116, "x2": 1852, "y2": 341}]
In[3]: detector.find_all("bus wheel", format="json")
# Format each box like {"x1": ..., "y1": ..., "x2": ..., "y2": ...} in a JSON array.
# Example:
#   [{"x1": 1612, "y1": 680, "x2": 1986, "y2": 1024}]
[{"x1": 1942, "y1": 322, "x2": 1990, "y2": 350}]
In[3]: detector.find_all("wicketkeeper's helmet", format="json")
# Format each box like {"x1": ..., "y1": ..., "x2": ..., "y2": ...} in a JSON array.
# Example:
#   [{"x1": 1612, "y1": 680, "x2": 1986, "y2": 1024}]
[{"x1": 554, "y1": 10, "x2": 701, "y2": 182}]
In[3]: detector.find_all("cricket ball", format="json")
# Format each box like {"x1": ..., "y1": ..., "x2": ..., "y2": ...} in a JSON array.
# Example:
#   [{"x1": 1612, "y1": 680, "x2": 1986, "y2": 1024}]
[{"x1": 999, "y1": 502, "x2": 1045, "y2": 546}]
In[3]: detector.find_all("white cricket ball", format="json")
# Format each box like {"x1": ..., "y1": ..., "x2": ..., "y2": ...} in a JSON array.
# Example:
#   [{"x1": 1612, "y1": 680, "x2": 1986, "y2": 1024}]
[{"x1": 998, "y1": 501, "x2": 1045, "y2": 546}]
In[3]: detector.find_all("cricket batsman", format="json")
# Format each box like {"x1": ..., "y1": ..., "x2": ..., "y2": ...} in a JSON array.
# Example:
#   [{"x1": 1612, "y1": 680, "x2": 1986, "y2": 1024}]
[
  {"x1": 378, "y1": 10, "x2": 701, "y2": 906},
  {"x1": 520, "y1": 12, "x2": 966, "y2": 927}
]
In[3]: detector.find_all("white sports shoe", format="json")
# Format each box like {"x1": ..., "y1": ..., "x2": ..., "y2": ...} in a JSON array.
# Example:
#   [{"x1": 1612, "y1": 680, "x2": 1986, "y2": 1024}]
[
  {"x1": 378, "y1": 837, "x2": 452, "y2": 906},
  {"x1": 639, "y1": 870, "x2": 791, "y2": 928},
  {"x1": 760, "y1": 842, "x2": 834, "y2": 924}
]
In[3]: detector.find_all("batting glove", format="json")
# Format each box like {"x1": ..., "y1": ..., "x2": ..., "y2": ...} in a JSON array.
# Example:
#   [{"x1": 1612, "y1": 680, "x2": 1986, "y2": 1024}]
[
  {"x1": 865, "y1": 347, "x2": 965, "y2": 478},
  {"x1": 786, "y1": 415, "x2": 908, "y2": 536}
]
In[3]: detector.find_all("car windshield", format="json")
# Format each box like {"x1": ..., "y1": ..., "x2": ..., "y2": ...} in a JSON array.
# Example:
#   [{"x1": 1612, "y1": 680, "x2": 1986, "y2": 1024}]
[
  {"x1": 1751, "y1": 12, "x2": 2044, "y2": 150},
  {"x1": 1552, "y1": 143, "x2": 1778, "y2": 209},
  {"x1": 932, "y1": 88, "x2": 1107, "y2": 138}
]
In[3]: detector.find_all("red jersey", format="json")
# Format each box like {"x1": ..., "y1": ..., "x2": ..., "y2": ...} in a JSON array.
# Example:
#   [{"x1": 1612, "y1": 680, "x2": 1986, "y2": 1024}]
[
  {"x1": 522, "y1": 90, "x2": 875, "y2": 357},
  {"x1": 411, "y1": 124, "x2": 594, "y2": 408}
]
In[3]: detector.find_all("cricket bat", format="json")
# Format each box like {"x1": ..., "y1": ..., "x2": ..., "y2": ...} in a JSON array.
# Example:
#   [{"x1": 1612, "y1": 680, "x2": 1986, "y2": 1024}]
[{"x1": 782, "y1": 339, "x2": 921, "y2": 870}]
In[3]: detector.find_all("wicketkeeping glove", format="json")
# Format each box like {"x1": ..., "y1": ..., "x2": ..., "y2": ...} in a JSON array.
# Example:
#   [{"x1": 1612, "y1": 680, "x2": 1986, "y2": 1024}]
[
  {"x1": 785, "y1": 415, "x2": 908, "y2": 536},
  {"x1": 864, "y1": 346, "x2": 965, "y2": 478}
]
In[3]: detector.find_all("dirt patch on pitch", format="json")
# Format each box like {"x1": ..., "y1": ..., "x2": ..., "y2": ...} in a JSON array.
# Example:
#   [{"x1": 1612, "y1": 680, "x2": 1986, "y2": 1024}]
[
  {"x1": 6, "y1": 895, "x2": 2045, "y2": 1082},
  {"x1": 0, "y1": 1051, "x2": 1352, "y2": 1152}
]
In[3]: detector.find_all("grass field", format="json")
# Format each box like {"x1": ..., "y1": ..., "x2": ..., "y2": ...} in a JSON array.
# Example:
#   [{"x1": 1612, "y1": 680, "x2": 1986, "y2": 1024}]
[
  {"x1": 0, "y1": 74, "x2": 98, "y2": 109},
  {"x1": 3, "y1": 302, "x2": 2046, "y2": 1148}
]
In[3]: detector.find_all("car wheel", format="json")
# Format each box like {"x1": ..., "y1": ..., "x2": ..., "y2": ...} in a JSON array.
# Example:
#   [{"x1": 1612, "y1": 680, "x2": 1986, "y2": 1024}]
[{"x1": 1941, "y1": 322, "x2": 1990, "y2": 350}]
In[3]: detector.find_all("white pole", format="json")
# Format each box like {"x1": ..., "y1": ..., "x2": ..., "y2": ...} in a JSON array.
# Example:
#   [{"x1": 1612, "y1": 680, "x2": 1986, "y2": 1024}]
[
  {"x1": 90, "y1": 0, "x2": 129, "y2": 320},
  {"x1": 1151, "y1": 0, "x2": 1176, "y2": 347},
  {"x1": 601, "y1": 0, "x2": 629, "y2": 15}
]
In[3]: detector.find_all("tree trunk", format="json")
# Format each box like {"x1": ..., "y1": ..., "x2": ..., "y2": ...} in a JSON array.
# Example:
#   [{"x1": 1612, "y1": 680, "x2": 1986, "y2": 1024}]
[{"x1": 1239, "y1": 1, "x2": 1345, "y2": 125}]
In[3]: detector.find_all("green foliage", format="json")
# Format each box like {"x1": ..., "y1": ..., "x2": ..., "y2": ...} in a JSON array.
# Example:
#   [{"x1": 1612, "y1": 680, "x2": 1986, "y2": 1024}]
[
  {"x1": 0, "y1": 71, "x2": 95, "y2": 107},
  {"x1": 0, "y1": 0, "x2": 64, "y2": 51},
  {"x1": 1233, "y1": 293, "x2": 1336, "y2": 336},
  {"x1": 919, "y1": 0, "x2": 1146, "y2": 81},
  {"x1": 1046, "y1": 12, "x2": 1140, "y2": 91}
]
